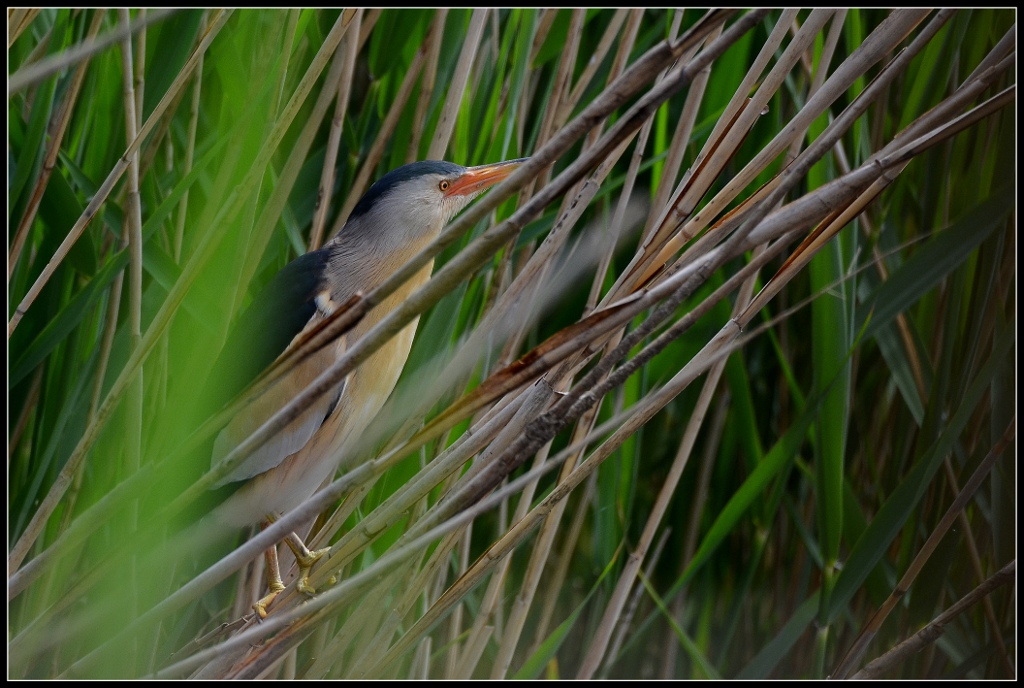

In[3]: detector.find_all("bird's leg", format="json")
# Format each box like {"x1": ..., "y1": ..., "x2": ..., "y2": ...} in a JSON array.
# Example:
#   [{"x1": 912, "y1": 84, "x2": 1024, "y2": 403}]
[
  {"x1": 258, "y1": 512, "x2": 330, "y2": 599},
  {"x1": 282, "y1": 532, "x2": 330, "y2": 597},
  {"x1": 253, "y1": 522, "x2": 286, "y2": 620}
]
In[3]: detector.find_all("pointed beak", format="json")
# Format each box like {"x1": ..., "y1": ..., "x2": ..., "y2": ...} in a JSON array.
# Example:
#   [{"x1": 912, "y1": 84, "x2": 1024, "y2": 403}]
[{"x1": 444, "y1": 158, "x2": 529, "y2": 197}]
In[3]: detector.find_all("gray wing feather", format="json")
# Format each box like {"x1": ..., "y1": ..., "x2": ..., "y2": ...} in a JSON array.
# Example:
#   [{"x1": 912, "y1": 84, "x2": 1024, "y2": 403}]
[{"x1": 212, "y1": 307, "x2": 346, "y2": 486}]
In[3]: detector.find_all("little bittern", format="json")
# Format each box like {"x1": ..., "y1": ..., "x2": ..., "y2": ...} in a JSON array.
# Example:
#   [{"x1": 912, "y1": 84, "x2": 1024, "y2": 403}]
[{"x1": 206, "y1": 158, "x2": 526, "y2": 617}]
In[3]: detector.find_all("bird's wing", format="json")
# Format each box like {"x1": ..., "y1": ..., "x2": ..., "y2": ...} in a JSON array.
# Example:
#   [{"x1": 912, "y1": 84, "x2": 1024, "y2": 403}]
[
  {"x1": 204, "y1": 249, "x2": 348, "y2": 486},
  {"x1": 211, "y1": 308, "x2": 345, "y2": 486}
]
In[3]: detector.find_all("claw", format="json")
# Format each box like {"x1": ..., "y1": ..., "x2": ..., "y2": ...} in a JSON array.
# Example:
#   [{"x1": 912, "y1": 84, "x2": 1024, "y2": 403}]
[{"x1": 292, "y1": 546, "x2": 330, "y2": 596}]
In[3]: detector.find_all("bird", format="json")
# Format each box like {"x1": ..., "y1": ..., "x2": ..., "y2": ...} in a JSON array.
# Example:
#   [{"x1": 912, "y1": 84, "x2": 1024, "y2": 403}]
[{"x1": 203, "y1": 157, "x2": 527, "y2": 618}]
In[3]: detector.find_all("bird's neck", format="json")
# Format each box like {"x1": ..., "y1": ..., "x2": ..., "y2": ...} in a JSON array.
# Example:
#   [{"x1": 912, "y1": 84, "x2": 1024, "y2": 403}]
[{"x1": 324, "y1": 230, "x2": 438, "y2": 305}]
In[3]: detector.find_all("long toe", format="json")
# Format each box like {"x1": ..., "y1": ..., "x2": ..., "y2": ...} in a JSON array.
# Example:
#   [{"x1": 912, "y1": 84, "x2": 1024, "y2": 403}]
[
  {"x1": 296, "y1": 546, "x2": 330, "y2": 569},
  {"x1": 296, "y1": 576, "x2": 317, "y2": 597},
  {"x1": 253, "y1": 587, "x2": 282, "y2": 619},
  {"x1": 296, "y1": 548, "x2": 330, "y2": 596}
]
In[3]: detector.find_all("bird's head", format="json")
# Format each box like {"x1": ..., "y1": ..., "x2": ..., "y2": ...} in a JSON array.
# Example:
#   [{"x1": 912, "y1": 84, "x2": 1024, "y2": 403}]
[{"x1": 342, "y1": 158, "x2": 528, "y2": 248}]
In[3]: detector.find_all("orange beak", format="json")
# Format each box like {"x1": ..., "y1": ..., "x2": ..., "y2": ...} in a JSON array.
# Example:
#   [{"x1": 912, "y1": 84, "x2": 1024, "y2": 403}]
[{"x1": 444, "y1": 158, "x2": 528, "y2": 197}]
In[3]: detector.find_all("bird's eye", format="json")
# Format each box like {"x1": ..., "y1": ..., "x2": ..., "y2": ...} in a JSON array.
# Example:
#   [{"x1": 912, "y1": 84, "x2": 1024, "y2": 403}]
[{"x1": 439, "y1": 180, "x2": 450, "y2": 192}]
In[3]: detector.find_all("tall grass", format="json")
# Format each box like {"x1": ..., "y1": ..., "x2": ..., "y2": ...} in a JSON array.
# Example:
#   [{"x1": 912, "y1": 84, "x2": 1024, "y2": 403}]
[{"x1": 8, "y1": 9, "x2": 1016, "y2": 679}]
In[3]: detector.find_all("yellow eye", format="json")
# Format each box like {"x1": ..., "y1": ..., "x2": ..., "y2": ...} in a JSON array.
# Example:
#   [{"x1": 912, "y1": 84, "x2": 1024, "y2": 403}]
[{"x1": 439, "y1": 180, "x2": 450, "y2": 192}]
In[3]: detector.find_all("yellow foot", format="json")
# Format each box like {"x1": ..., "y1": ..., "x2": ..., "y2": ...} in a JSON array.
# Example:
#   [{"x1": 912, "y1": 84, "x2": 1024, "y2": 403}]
[
  {"x1": 294, "y1": 546, "x2": 331, "y2": 596},
  {"x1": 253, "y1": 580, "x2": 285, "y2": 620}
]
